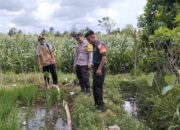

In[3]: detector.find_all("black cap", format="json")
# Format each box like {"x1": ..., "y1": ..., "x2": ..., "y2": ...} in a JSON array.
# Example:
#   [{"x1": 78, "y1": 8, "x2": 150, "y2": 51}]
[{"x1": 85, "y1": 30, "x2": 95, "y2": 38}]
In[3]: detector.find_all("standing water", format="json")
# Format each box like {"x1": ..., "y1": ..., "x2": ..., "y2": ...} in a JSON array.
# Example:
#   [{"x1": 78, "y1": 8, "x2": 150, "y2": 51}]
[
  {"x1": 19, "y1": 107, "x2": 67, "y2": 130},
  {"x1": 123, "y1": 97, "x2": 137, "y2": 116}
]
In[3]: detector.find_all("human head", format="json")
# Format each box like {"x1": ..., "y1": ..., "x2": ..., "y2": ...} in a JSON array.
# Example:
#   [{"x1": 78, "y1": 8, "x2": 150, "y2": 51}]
[
  {"x1": 75, "y1": 33, "x2": 84, "y2": 43},
  {"x1": 38, "y1": 36, "x2": 45, "y2": 44},
  {"x1": 85, "y1": 30, "x2": 96, "y2": 44}
]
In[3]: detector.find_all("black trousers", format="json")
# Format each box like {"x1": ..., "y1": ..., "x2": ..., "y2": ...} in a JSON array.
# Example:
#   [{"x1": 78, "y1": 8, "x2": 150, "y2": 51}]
[
  {"x1": 93, "y1": 64, "x2": 105, "y2": 106},
  {"x1": 42, "y1": 64, "x2": 58, "y2": 85},
  {"x1": 76, "y1": 65, "x2": 90, "y2": 93}
]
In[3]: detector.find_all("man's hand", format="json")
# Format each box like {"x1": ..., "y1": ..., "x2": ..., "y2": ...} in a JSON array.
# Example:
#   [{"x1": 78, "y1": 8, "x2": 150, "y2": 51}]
[
  {"x1": 88, "y1": 64, "x2": 92, "y2": 70},
  {"x1": 39, "y1": 66, "x2": 43, "y2": 72},
  {"x1": 96, "y1": 68, "x2": 102, "y2": 76}
]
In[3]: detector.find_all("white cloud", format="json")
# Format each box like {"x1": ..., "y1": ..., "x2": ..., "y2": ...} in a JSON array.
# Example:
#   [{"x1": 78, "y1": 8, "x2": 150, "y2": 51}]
[{"x1": 0, "y1": 0, "x2": 147, "y2": 33}]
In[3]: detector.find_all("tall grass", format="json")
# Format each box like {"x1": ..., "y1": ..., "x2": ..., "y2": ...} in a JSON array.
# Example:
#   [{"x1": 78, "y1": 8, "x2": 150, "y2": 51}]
[
  {"x1": 18, "y1": 85, "x2": 38, "y2": 106},
  {"x1": 0, "y1": 85, "x2": 38, "y2": 130}
]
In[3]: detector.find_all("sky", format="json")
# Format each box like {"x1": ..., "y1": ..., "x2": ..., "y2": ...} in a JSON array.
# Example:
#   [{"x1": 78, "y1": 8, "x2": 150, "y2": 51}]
[{"x1": 0, "y1": 0, "x2": 147, "y2": 34}]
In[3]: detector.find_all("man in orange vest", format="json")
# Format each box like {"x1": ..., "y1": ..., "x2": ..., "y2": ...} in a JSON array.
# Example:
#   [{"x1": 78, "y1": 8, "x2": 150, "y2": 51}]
[{"x1": 36, "y1": 36, "x2": 59, "y2": 91}]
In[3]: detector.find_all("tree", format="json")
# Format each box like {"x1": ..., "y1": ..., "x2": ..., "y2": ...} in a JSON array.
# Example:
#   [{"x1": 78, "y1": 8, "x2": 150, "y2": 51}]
[
  {"x1": 8, "y1": 27, "x2": 17, "y2": 36},
  {"x1": 98, "y1": 17, "x2": 116, "y2": 34},
  {"x1": 49, "y1": 27, "x2": 55, "y2": 35},
  {"x1": 111, "y1": 28, "x2": 121, "y2": 34},
  {"x1": 17, "y1": 30, "x2": 23, "y2": 35},
  {"x1": 62, "y1": 31, "x2": 69, "y2": 36},
  {"x1": 138, "y1": 0, "x2": 179, "y2": 44},
  {"x1": 41, "y1": 29, "x2": 48, "y2": 36},
  {"x1": 121, "y1": 24, "x2": 136, "y2": 37}
]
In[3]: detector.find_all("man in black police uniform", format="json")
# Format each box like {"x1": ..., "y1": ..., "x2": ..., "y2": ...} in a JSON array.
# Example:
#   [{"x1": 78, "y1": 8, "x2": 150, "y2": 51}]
[{"x1": 85, "y1": 30, "x2": 107, "y2": 112}]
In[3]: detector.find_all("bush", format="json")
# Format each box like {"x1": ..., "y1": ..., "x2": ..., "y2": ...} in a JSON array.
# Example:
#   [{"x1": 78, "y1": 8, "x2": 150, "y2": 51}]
[{"x1": 137, "y1": 87, "x2": 180, "y2": 130}]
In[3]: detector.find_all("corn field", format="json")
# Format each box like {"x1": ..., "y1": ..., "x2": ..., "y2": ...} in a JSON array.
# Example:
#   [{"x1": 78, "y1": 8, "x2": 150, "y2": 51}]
[
  {"x1": 0, "y1": 34, "x2": 179, "y2": 75},
  {"x1": 0, "y1": 34, "x2": 135, "y2": 73}
]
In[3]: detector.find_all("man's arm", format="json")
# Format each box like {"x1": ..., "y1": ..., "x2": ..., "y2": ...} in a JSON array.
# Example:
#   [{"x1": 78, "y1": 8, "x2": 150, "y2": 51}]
[
  {"x1": 88, "y1": 52, "x2": 93, "y2": 68},
  {"x1": 37, "y1": 56, "x2": 42, "y2": 71},
  {"x1": 96, "y1": 43, "x2": 107, "y2": 76},
  {"x1": 36, "y1": 50, "x2": 42, "y2": 71},
  {"x1": 73, "y1": 47, "x2": 78, "y2": 72},
  {"x1": 98, "y1": 55, "x2": 106, "y2": 70}
]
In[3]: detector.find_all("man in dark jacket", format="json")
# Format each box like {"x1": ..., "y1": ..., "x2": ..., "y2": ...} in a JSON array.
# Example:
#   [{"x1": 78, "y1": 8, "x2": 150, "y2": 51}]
[{"x1": 85, "y1": 30, "x2": 107, "y2": 112}]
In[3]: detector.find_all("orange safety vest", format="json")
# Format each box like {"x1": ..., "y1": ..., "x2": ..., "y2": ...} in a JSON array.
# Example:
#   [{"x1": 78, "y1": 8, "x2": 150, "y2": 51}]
[{"x1": 38, "y1": 44, "x2": 56, "y2": 66}]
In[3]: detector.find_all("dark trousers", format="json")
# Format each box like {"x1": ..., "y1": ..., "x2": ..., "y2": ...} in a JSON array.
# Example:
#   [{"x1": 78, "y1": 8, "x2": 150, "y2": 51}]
[
  {"x1": 76, "y1": 65, "x2": 90, "y2": 93},
  {"x1": 93, "y1": 64, "x2": 105, "y2": 106},
  {"x1": 43, "y1": 64, "x2": 58, "y2": 85}
]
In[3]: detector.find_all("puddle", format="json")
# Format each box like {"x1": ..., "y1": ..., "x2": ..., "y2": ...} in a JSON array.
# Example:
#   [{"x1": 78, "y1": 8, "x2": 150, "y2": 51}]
[
  {"x1": 19, "y1": 107, "x2": 67, "y2": 130},
  {"x1": 123, "y1": 98, "x2": 137, "y2": 116},
  {"x1": 122, "y1": 91, "x2": 138, "y2": 116},
  {"x1": 122, "y1": 92, "x2": 151, "y2": 130}
]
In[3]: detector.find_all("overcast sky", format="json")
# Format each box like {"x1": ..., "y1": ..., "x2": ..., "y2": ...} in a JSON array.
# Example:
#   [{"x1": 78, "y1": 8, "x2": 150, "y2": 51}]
[{"x1": 0, "y1": 0, "x2": 147, "y2": 34}]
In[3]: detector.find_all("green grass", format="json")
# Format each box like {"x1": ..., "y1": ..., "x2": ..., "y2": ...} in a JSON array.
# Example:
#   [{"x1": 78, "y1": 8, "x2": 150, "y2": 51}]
[
  {"x1": 0, "y1": 85, "x2": 39, "y2": 130},
  {"x1": 72, "y1": 94, "x2": 103, "y2": 130},
  {"x1": 71, "y1": 75, "x2": 147, "y2": 130},
  {"x1": 18, "y1": 85, "x2": 38, "y2": 106},
  {"x1": 46, "y1": 88, "x2": 59, "y2": 109},
  {"x1": 1, "y1": 72, "x2": 179, "y2": 130},
  {"x1": 0, "y1": 108, "x2": 21, "y2": 130}
]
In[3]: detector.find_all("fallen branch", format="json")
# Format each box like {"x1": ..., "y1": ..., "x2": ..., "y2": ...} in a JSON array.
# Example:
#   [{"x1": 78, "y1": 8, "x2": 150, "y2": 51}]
[{"x1": 63, "y1": 100, "x2": 72, "y2": 130}]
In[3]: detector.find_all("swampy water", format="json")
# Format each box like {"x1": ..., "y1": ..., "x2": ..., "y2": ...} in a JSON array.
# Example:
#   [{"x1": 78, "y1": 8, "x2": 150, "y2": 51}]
[
  {"x1": 122, "y1": 90, "x2": 138, "y2": 116},
  {"x1": 122, "y1": 91, "x2": 151, "y2": 130},
  {"x1": 19, "y1": 106, "x2": 67, "y2": 130},
  {"x1": 123, "y1": 97, "x2": 137, "y2": 116}
]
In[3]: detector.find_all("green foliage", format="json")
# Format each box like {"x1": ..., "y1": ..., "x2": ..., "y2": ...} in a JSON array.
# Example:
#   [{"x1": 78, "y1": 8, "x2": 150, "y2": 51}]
[
  {"x1": 99, "y1": 34, "x2": 134, "y2": 73},
  {"x1": 0, "y1": 108, "x2": 21, "y2": 130},
  {"x1": 164, "y1": 74, "x2": 177, "y2": 85},
  {"x1": 18, "y1": 85, "x2": 38, "y2": 106},
  {"x1": 0, "y1": 34, "x2": 136, "y2": 74},
  {"x1": 162, "y1": 74, "x2": 177, "y2": 95},
  {"x1": 0, "y1": 86, "x2": 38, "y2": 130},
  {"x1": 46, "y1": 89, "x2": 59, "y2": 108},
  {"x1": 146, "y1": 72, "x2": 156, "y2": 86},
  {"x1": 149, "y1": 27, "x2": 173, "y2": 44},
  {"x1": 58, "y1": 38, "x2": 76, "y2": 72},
  {"x1": 136, "y1": 81, "x2": 180, "y2": 130},
  {"x1": 72, "y1": 94, "x2": 103, "y2": 130},
  {"x1": 0, "y1": 88, "x2": 19, "y2": 119},
  {"x1": 138, "y1": 0, "x2": 179, "y2": 35}
]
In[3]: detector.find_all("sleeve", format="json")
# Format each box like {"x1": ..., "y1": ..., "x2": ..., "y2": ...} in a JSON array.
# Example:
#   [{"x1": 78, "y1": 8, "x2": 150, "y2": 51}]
[
  {"x1": 86, "y1": 43, "x2": 93, "y2": 53},
  {"x1": 98, "y1": 43, "x2": 107, "y2": 55},
  {"x1": 88, "y1": 52, "x2": 93, "y2": 65}
]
